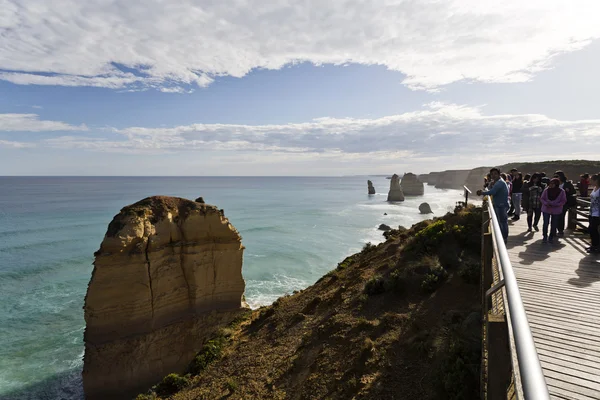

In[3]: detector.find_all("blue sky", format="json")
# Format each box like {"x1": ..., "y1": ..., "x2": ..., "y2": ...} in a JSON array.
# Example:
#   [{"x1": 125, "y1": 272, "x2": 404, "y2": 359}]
[{"x1": 1, "y1": 0, "x2": 600, "y2": 175}]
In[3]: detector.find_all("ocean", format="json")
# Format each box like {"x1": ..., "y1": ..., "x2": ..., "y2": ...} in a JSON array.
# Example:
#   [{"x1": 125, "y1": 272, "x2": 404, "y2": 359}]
[{"x1": 0, "y1": 176, "x2": 462, "y2": 399}]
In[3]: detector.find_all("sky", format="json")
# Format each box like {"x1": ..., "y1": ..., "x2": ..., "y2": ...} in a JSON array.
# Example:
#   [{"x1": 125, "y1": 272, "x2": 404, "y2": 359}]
[{"x1": 1, "y1": 0, "x2": 600, "y2": 176}]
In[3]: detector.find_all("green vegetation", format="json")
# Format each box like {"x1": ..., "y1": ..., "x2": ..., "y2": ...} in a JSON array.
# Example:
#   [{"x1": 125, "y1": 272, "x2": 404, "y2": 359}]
[
  {"x1": 225, "y1": 378, "x2": 239, "y2": 392},
  {"x1": 189, "y1": 336, "x2": 227, "y2": 374},
  {"x1": 337, "y1": 255, "x2": 357, "y2": 270},
  {"x1": 362, "y1": 242, "x2": 377, "y2": 253},
  {"x1": 154, "y1": 373, "x2": 190, "y2": 397}
]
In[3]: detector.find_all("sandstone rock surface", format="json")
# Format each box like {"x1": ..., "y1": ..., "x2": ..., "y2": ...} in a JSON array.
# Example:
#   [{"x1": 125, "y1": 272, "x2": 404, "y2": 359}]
[
  {"x1": 387, "y1": 174, "x2": 405, "y2": 202},
  {"x1": 368, "y1": 180, "x2": 376, "y2": 195},
  {"x1": 401, "y1": 173, "x2": 424, "y2": 196},
  {"x1": 419, "y1": 202, "x2": 433, "y2": 214},
  {"x1": 83, "y1": 196, "x2": 246, "y2": 400}
]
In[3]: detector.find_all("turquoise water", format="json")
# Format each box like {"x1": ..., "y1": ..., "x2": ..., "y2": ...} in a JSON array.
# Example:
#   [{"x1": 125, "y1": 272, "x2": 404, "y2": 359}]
[{"x1": 0, "y1": 176, "x2": 462, "y2": 399}]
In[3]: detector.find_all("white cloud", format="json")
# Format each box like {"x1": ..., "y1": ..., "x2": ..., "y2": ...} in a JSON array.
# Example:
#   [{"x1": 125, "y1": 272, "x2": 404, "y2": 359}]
[
  {"x1": 29, "y1": 103, "x2": 599, "y2": 167},
  {"x1": 1, "y1": 0, "x2": 599, "y2": 91},
  {"x1": 0, "y1": 139, "x2": 35, "y2": 148},
  {"x1": 0, "y1": 113, "x2": 88, "y2": 132}
]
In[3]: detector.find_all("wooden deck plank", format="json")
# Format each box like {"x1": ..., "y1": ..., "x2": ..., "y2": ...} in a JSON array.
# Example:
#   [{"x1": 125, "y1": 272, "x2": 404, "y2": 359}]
[{"x1": 504, "y1": 220, "x2": 600, "y2": 398}]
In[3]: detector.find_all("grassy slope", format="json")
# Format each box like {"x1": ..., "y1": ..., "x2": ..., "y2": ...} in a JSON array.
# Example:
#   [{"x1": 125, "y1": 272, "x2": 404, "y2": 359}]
[{"x1": 138, "y1": 205, "x2": 483, "y2": 400}]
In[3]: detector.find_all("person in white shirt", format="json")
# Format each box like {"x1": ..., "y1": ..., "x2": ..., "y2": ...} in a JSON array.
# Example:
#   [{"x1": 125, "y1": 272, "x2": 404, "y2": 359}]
[{"x1": 587, "y1": 174, "x2": 600, "y2": 253}]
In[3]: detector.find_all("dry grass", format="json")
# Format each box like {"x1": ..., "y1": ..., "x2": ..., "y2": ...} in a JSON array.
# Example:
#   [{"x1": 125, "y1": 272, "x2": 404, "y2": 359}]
[{"x1": 143, "y1": 205, "x2": 483, "y2": 400}]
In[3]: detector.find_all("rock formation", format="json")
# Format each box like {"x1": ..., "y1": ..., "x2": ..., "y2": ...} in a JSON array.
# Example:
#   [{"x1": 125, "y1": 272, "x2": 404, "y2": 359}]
[
  {"x1": 426, "y1": 172, "x2": 440, "y2": 186},
  {"x1": 387, "y1": 174, "x2": 405, "y2": 202},
  {"x1": 419, "y1": 202, "x2": 433, "y2": 214},
  {"x1": 434, "y1": 170, "x2": 471, "y2": 189},
  {"x1": 401, "y1": 173, "x2": 424, "y2": 196},
  {"x1": 378, "y1": 224, "x2": 392, "y2": 231},
  {"x1": 83, "y1": 196, "x2": 246, "y2": 400},
  {"x1": 387, "y1": 174, "x2": 404, "y2": 201},
  {"x1": 367, "y1": 180, "x2": 376, "y2": 195}
]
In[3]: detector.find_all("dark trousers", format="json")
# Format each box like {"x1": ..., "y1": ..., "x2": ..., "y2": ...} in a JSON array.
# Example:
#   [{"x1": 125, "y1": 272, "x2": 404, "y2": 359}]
[
  {"x1": 494, "y1": 205, "x2": 509, "y2": 243},
  {"x1": 527, "y1": 207, "x2": 541, "y2": 229},
  {"x1": 590, "y1": 216, "x2": 600, "y2": 247},
  {"x1": 543, "y1": 212, "x2": 559, "y2": 240},
  {"x1": 557, "y1": 205, "x2": 568, "y2": 233}
]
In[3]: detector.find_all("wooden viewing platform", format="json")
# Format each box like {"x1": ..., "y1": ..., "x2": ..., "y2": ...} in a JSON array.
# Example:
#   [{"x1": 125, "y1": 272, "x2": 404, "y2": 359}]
[{"x1": 505, "y1": 216, "x2": 600, "y2": 399}]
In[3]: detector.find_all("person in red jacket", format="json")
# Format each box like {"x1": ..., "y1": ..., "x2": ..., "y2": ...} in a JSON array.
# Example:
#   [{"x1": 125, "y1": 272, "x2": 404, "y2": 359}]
[{"x1": 580, "y1": 173, "x2": 590, "y2": 197}]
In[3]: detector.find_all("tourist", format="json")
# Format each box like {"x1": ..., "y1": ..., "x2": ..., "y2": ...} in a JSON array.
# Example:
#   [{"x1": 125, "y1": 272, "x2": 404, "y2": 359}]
[
  {"x1": 587, "y1": 174, "x2": 600, "y2": 252},
  {"x1": 477, "y1": 168, "x2": 509, "y2": 243},
  {"x1": 580, "y1": 173, "x2": 590, "y2": 197},
  {"x1": 526, "y1": 173, "x2": 543, "y2": 232},
  {"x1": 540, "y1": 178, "x2": 567, "y2": 244},
  {"x1": 483, "y1": 174, "x2": 491, "y2": 189},
  {"x1": 587, "y1": 174, "x2": 600, "y2": 253},
  {"x1": 507, "y1": 172, "x2": 513, "y2": 215},
  {"x1": 522, "y1": 173, "x2": 531, "y2": 214},
  {"x1": 554, "y1": 171, "x2": 577, "y2": 236},
  {"x1": 510, "y1": 169, "x2": 523, "y2": 221}
]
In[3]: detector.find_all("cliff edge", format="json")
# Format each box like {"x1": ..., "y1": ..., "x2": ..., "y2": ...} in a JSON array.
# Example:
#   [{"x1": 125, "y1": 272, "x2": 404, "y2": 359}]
[
  {"x1": 138, "y1": 204, "x2": 483, "y2": 400},
  {"x1": 83, "y1": 196, "x2": 246, "y2": 399}
]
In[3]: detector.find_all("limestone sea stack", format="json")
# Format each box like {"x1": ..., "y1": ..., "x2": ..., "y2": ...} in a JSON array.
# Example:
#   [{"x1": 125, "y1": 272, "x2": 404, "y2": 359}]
[
  {"x1": 387, "y1": 174, "x2": 405, "y2": 202},
  {"x1": 83, "y1": 196, "x2": 247, "y2": 400},
  {"x1": 368, "y1": 180, "x2": 376, "y2": 194},
  {"x1": 419, "y1": 202, "x2": 433, "y2": 214},
  {"x1": 400, "y1": 172, "x2": 424, "y2": 196}
]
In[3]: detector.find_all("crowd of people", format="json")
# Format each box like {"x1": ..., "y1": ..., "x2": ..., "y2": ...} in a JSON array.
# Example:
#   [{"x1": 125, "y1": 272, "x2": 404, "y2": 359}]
[{"x1": 476, "y1": 168, "x2": 599, "y2": 253}]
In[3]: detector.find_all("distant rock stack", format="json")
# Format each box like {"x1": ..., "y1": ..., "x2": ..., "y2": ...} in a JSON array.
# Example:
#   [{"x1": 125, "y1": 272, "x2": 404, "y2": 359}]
[
  {"x1": 401, "y1": 172, "x2": 424, "y2": 196},
  {"x1": 367, "y1": 180, "x2": 376, "y2": 195},
  {"x1": 419, "y1": 202, "x2": 433, "y2": 214},
  {"x1": 83, "y1": 196, "x2": 247, "y2": 400},
  {"x1": 387, "y1": 174, "x2": 405, "y2": 202}
]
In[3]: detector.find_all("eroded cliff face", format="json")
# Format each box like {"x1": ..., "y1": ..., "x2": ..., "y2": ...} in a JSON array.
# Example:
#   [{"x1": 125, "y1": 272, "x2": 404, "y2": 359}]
[{"x1": 83, "y1": 196, "x2": 246, "y2": 400}]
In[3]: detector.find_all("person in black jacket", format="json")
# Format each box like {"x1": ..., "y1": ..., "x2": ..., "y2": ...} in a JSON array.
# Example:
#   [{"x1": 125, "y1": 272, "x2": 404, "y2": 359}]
[
  {"x1": 522, "y1": 173, "x2": 532, "y2": 214},
  {"x1": 554, "y1": 170, "x2": 577, "y2": 236},
  {"x1": 510, "y1": 169, "x2": 523, "y2": 221}
]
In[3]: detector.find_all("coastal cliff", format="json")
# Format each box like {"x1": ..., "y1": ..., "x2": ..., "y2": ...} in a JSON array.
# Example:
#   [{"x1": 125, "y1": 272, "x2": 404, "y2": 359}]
[
  {"x1": 424, "y1": 160, "x2": 600, "y2": 191},
  {"x1": 83, "y1": 196, "x2": 247, "y2": 400},
  {"x1": 137, "y1": 204, "x2": 483, "y2": 400}
]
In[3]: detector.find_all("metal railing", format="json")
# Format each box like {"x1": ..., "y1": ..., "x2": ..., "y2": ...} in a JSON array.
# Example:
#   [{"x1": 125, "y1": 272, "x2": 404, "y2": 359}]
[
  {"x1": 464, "y1": 185, "x2": 472, "y2": 205},
  {"x1": 569, "y1": 197, "x2": 590, "y2": 231},
  {"x1": 482, "y1": 195, "x2": 550, "y2": 399}
]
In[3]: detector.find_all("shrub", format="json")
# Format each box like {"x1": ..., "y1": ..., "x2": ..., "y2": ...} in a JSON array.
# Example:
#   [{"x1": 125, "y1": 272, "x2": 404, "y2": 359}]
[
  {"x1": 458, "y1": 261, "x2": 480, "y2": 284},
  {"x1": 362, "y1": 242, "x2": 377, "y2": 253},
  {"x1": 337, "y1": 255, "x2": 356, "y2": 270},
  {"x1": 410, "y1": 220, "x2": 448, "y2": 254},
  {"x1": 154, "y1": 373, "x2": 190, "y2": 397},
  {"x1": 364, "y1": 275, "x2": 386, "y2": 296},
  {"x1": 189, "y1": 337, "x2": 226, "y2": 374},
  {"x1": 226, "y1": 378, "x2": 239, "y2": 392},
  {"x1": 421, "y1": 264, "x2": 448, "y2": 293},
  {"x1": 384, "y1": 269, "x2": 406, "y2": 294}
]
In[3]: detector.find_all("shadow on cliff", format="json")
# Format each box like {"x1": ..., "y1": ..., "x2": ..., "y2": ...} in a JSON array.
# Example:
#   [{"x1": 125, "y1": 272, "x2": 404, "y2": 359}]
[{"x1": 0, "y1": 368, "x2": 83, "y2": 400}]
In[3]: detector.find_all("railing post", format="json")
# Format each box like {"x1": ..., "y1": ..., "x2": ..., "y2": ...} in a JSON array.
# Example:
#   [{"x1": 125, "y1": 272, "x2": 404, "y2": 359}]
[{"x1": 487, "y1": 314, "x2": 512, "y2": 400}]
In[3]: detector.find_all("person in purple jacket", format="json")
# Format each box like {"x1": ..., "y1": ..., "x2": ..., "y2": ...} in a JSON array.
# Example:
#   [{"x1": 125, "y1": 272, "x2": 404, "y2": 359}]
[{"x1": 540, "y1": 178, "x2": 567, "y2": 244}]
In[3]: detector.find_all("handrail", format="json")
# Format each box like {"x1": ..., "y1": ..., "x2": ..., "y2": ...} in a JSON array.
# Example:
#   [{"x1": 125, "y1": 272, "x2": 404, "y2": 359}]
[
  {"x1": 487, "y1": 197, "x2": 550, "y2": 399},
  {"x1": 463, "y1": 185, "x2": 472, "y2": 205}
]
